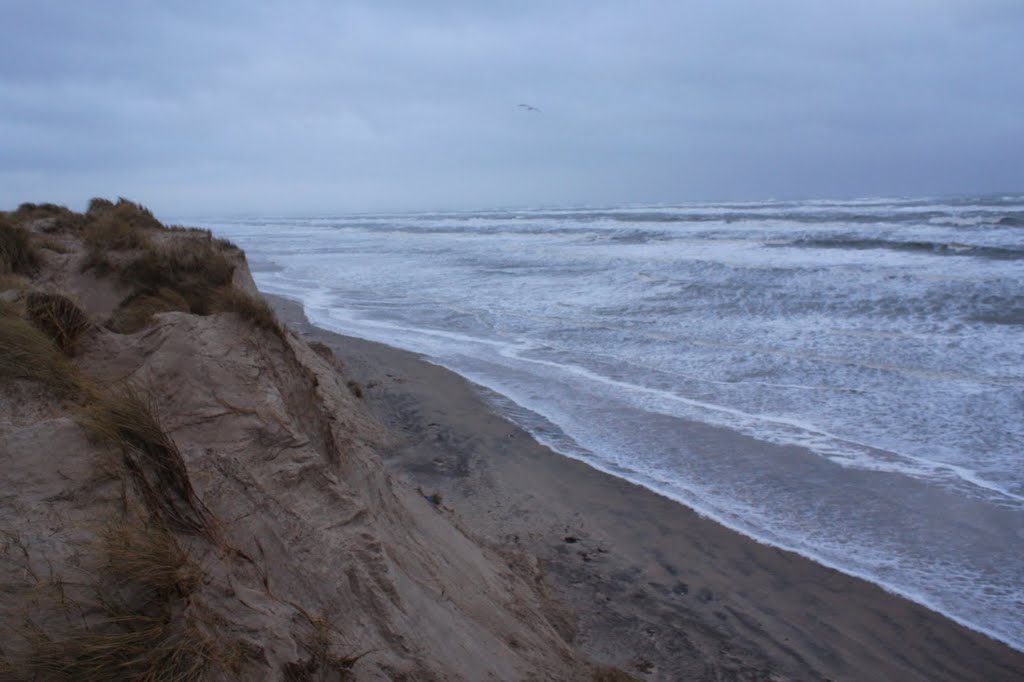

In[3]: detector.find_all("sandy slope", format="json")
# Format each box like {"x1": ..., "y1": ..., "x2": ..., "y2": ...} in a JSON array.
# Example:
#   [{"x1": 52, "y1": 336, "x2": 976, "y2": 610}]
[
  {"x1": 0, "y1": 206, "x2": 598, "y2": 680},
  {"x1": 268, "y1": 296, "x2": 1024, "y2": 682}
]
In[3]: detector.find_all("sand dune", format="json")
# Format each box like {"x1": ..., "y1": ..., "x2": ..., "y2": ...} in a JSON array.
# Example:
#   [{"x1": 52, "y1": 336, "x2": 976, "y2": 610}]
[{"x1": 0, "y1": 201, "x2": 598, "y2": 680}]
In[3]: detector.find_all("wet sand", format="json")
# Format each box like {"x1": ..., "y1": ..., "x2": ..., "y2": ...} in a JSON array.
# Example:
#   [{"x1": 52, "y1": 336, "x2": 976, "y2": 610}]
[{"x1": 270, "y1": 294, "x2": 1024, "y2": 681}]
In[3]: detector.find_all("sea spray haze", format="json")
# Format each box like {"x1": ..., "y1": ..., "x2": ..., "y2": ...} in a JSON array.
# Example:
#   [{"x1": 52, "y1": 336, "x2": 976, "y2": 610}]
[{"x1": 200, "y1": 195, "x2": 1024, "y2": 650}]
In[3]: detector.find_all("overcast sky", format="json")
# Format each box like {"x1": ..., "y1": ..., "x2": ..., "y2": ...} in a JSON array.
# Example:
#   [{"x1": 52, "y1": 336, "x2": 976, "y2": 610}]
[{"x1": 2, "y1": 1, "x2": 1022, "y2": 214}]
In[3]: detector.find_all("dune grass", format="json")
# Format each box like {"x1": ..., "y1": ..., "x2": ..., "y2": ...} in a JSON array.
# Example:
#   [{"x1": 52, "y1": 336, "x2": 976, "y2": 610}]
[
  {"x1": 27, "y1": 619, "x2": 213, "y2": 682},
  {"x1": 214, "y1": 237, "x2": 239, "y2": 252},
  {"x1": 12, "y1": 202, "x2": 71, "y2": 221},
  {"x1": 84, "y1": 198, "x2": 162, "y2": 231},
  {"x1": 86, "y1": 197, "x2": 117, "y2": 217},
  {"x1": 21, "y1": 520, "x2": 214, "y2": 682},
  {"x1": 79, "y1": 198, "x2": 164, "y2": 276},
  {"x1": 82, "y1": 199, "x2": 160, "y2": 254},
  {"x1": 0, "y1": 273, "x2": 29, "y2": 292},
  {"x1": 282, "y1": 615, "x2": 366, "y2": 682},
  {"x1": 0, "y1": 310, "x2": 81, "y2": 393},
  {"x1": 108, "y1": 288, "x2": 191, "y2": 334},
  {"x1": 25, "y1": 291, "x2": 92, "y2": 354},
  {"x1": 35, "y1": 235, "x2": 71, "y2": 253},
  {"x1": 85, "y1": 383, "x2": 216, "y2": 539},
  {"x1": 213, "y1": 287, "x2": 285, "y2": 340},
  {"x1": 119, "y1": 240, "x2": 235, "y2": 316},
  {"x1": 0, "y1": 220, "x2": 42, "y2": 275},
  {"x1": 10, "y1": 203, "x2": 88, "y2": 233},
  {"x1": 101, "y1": 520, "x2": 203, "y2": 606},
  {"x1": 84, "y1": 217, "x2": 152, "y2": 252},
  {"x1": 69, "y1": 200, "x2": 243, "y2": 325}
]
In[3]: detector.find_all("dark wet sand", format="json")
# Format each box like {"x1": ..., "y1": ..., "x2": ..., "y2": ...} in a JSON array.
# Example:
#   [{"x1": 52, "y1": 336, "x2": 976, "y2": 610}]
[{"x1": 270, "y1": 294, "x2": 1024, "y2": 681}]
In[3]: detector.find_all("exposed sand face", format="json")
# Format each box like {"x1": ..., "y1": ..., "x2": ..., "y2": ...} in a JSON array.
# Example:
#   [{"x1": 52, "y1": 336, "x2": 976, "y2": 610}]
[
  {"x1": 0, "y1": 207, "x2": 592, "y2": 680},
  {"x1": 268, "y1": 295, "x2": 1024, "y2": 682}
]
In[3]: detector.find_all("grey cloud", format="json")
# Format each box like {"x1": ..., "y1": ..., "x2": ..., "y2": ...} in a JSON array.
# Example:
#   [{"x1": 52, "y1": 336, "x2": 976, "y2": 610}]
[{"x1": 1, "y1": 0, "x2": 1021, "y2": 214}]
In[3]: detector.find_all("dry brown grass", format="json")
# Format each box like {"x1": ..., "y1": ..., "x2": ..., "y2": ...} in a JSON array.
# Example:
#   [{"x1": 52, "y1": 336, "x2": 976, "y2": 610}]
[
  {"x1": 86, "y1": 197, "x2": 116, "y2": 217},
  {"x1": 25, "y1": 291, "x2": 92, "y2": 354},
  {"x1": 0, "y1": 220, "x2": 42, "y2": 274},
  {"x1": 71, "y1": 202, "x2": 239, "y2": 322},
  {"x1": 0, "y1": 312, "x2": 81, "y2": 393},
  {"x1": 281, "y1": 615, "x2": 367, "y2": 682},
  {"x1": 35, "y1": 234, "x2": 71, "y2": 253},
  {"x1": 165, "y1": 225, "x2": 211, "y2": 236},
  {"x1": 102, "y1": 520, "x2": 203, "y2": 606},
  {"x1": 85, "y1": 198, "x2": 162, "y2": 231},
  {"x1": 80, "y1": 199, "x2": 162, "y2": 276},
  {"x1": 108, "y1": 288, "x2": 191, "y2": 334},
  {"x1": 19, "y1": 521, "x2": 215, "y2": 682},
  {"x1": 159, "y1": 227, "x2": 239, "y2": 252},
  {"x1": 85, "y1": 383, "x2": 216, "y2": 538},
  {"x1": 27, "y1": 620, "x2": 213, "y2": 682},
  {"x1": 0, "y1": 273, "x2": 29, "y2": 291},
  {"x1": 12, "y1": 202, "x2": 70, "y2": 221},
  {"x1": 10, "y1": 203, "x2": 87, "y2": 233},
  {"x1": 119, "y1": 240, "x2": 235, "y2": 315},
  {"x1": 84, "y1": 218, "x2": 152, "y2": 252},
  {"x1": 83, "y1": 199, "x2": 161, "y2": 250},
  {"x1": 213, "y1": 287, "x2": 285, "y2": 340},
  {"x1": 12, "y1": 202, "x2": 72, "y2": 221}
]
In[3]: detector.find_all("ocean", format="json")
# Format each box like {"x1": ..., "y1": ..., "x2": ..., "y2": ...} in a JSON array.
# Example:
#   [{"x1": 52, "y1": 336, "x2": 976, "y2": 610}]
[{"x1": 195, "y1": 195, "x2": 1024, "y2": 651}]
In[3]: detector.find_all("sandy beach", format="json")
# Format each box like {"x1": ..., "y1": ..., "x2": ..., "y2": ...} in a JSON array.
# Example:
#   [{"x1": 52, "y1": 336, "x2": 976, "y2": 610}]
[{"x1": 270, "y1": 293, "x2": 1024, "y2": 682}]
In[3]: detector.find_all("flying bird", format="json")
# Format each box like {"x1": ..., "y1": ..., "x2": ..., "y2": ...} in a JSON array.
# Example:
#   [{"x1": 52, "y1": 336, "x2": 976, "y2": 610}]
[{"x1": 517, "y1": 104, "x2": 541, "y2": 113}]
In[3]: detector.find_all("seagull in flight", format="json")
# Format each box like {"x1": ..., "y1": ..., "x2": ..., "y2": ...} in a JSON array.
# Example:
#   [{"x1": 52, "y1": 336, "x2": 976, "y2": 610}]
[{"x1": 517, "y1": 103, "x2": 541, "y2": 113}]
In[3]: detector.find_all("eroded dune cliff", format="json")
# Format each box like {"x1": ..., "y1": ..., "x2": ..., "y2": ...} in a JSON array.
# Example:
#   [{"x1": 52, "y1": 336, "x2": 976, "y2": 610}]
[{"x1": 0, "y1": 201, "x2": 600, "y2": 680}]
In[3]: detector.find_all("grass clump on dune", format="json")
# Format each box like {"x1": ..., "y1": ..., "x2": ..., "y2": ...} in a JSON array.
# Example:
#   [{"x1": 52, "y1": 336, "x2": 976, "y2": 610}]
[
  {"x1": 213, "y1": 287, "x2": 285, "y2": 340},
  {"x1": 22, "y1": 520, "x2": 216, "y2": 682},
  {"x1": 83, "y1": 199, "x2": 160, "y2": 252},
  {"x1": 10, "y1": 202, "x2": 87, "y2": 233},
  {"x1": 84, "y1": 217, "x2": 152, "y2": 252},
  {"x1": 26, "y1": 616, "x2": 213, "y2": 682},
  {"x1": 80, "y1": 198, "x2": 162, "y2": 274},
  {"x1": 25, "y1": 291, "x2": 92, "y2": 354},
  {"x1": 86, "y1": 197, "x2": 117, "y2": 218},
  {"x1": 119, "y1": 240, "x2": 236, "y2": 315},
  {"x1": 108, "y1": 288, "x2": 191, "y2": 334},
  {"x1": 34, "y1": 235, "x2": 71, "y2": 254},
  {"x1": 85, "y1": 382, "x2": 216, "y2": 538},
  {"x1": 0, "y1": 308, "x2": 81, "y2": 393},
  {"x1": 214, "y1": 237, "x2": 239, "y2": 252},
  {"x1": 72, "y1": 199, "x2": 244, "y2": 326},
  {"x1": 0, "y1": 219, "x2": 42, "y2": 275},
  {"x1": 12, "y1": 202, "x2": 71, "y2": 221},
  {"x1": 0, "y1": 273, "x2": 30, "y2": 292},
  {"x1": 101, "y1": 520, "x2": 203, "y2": 606},
  {"x1": 85, "y1": 198, "x2": 163, "y2": 231}
]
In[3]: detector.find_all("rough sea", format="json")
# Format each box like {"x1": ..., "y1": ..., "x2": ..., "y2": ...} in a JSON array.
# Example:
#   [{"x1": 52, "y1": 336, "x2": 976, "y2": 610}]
[{"x1": 196, "y1": 195, "x2": 1024, "y2": 651}]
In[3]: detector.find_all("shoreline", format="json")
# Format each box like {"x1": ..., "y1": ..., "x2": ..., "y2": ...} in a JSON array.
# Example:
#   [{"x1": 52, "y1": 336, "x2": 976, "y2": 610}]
[{"x1": 268, "y1": 292, "x2": 1024, "y2": 680}]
